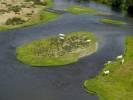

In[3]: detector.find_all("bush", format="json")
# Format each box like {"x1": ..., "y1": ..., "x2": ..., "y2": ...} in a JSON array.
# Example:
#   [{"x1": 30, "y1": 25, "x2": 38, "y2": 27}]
[
  {"x1": 8, "y1": 5, "x2": 22, "y2": 13},
  {"x1": 6, "y1": 17, "x2": 25, "y2": 25},
  {"x1": 0, "y1": 9, "x2": 7, "y2": 14}
]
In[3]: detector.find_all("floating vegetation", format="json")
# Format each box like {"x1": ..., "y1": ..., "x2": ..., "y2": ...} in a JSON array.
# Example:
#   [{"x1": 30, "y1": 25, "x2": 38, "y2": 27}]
[
  {"x1": 66, "y1": 5, "x2": 110, "y2": 16},
  {"x1": 101, "y1": 18, "x2": 126, "y2": 25}
]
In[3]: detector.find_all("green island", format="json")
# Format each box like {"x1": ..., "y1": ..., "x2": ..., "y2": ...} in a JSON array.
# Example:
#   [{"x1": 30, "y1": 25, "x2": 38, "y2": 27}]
[
  {"x1": 0, "y1": 0, "x2": 59, "y2": 31},
  {"x1": 101, "y1": 18, "x2": 126, "y2": 25},
  {"x1": 84, "y1": 36, "x2": 133, "y2": 100},
  {"x1": 16, "y1": 32, "x2": 97, "y2": 66},
  {"x1": 66, "y1": 5, "x2": 110, "y2": 16}
]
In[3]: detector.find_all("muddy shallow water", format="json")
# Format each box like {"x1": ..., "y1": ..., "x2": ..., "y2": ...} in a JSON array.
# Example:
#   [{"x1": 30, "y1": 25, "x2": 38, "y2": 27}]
[{"x1": 0, "y1": 0, "x2": 133, "y2": 100}]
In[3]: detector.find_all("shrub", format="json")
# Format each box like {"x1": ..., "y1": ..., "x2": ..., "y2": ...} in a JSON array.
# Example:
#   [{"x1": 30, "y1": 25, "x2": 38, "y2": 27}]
[
  {"x1": 8, "y1": 5, "x2": 22, "y2": 13},
  {"x1": 6, "y1": 17, "x2": 25, "y2": 25}
]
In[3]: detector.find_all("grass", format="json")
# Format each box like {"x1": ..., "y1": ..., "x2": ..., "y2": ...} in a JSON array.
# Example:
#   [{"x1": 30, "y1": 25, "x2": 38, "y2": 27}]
[
  {"x1": 101, "y1": 18, "x2": 126, "y2": 25},
  {"x1": 66, "y1": 5, "x2": 110, "y2": 16},
  {"x1": 83, "y1": 36, "x2": 133, "y2": 100},
  {"x1": 0, "y1": 11, "x2": 59, "y2": 31},
  {"x1": 45, "y1": 0, "x2": 54, "y2": 8},
  {"x1": 0, "y1": 0, "x2": 59, "y2": 31},
  {"x1": 16, "y1": 32, "x2": 97, "y2": 66}
]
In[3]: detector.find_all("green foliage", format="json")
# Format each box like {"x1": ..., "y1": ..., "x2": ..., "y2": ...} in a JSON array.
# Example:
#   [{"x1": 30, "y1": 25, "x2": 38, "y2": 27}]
[
  {"x1": 84, "y1": 37, "x2": 133, "y2": 100},
  {"x1": 92, "y1": 0, "x2": 133, "y2": 11},
  {"x1": 8, "y1": 5, "x2": 21, "y2": 13},
  {"x1": 0, "y1": 9, "x2": 7, "y2": 14},
  {"x1": 111, "y1": 0, "x2": 123, "y2": 9},
  {"x1": 16, "y1": 32, "x2": 97, "y2": 66},
  {"x1": 6, "y1": 17, "x2": 25, "y2": 25}
]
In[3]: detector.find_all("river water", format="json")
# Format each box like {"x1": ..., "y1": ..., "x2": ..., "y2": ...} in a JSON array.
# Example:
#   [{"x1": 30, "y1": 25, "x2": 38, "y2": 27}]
[{"x1": 0, "y1": 0, "x2": 133, "y2": 100}]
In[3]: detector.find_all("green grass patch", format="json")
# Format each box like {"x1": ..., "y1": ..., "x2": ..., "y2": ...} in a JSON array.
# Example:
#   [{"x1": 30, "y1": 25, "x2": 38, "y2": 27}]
[
  {"x1": 101, "y1": 18, "x2": 126, "y2": 25},
  {"x1": 66, "y1": 5, "x2": 110, "y2": 15},
  {"x1": 44, "y1": 0, "x2": 54, "y2": 8},
  {"x1": 84, "y1": 36, "x2": 133, "y2": 100},
  {"x1": 16, "y1": 32, "x2": 97, "y2": 66}
]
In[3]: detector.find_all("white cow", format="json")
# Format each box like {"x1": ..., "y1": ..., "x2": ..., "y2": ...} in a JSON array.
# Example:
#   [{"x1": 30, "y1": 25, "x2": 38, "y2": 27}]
[
  {"x1": 107, "y1": 61, "x2": 112, "y2": 64},
  {"x1": 116, "y1": 55, "x2": 123, "y2": 59},
  {"x1": 59, "y1": 37, "x2": 64, "y2": 40},
  {"x1": 59, "y1": 33, "x2": 65, "y2": 37},
  {"x1": 121, "y1": 59, "x2": 125, "y2": 64},
  {"x1": 104, "y1": 70, "x2": 110, "y2": 75},
  {"x1": 86, "y1": 39, "x2": 92, "y2": 43}
]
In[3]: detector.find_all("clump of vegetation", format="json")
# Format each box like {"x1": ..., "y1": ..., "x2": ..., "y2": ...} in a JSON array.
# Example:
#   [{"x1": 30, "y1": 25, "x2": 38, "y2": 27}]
[
  {"x1": 84, "y1": 36, "x2": 133, "y2": 100},
  {"x1": 66, "y1": 5, "x2": 97, "y2": 14},
  {"x1": 66, "y1": 5, "x2": 110, "y2": 15},
  {"x1": 101, "y1": 18, "x2": 126, "y2": 25},
  {"x1": 0, "y1": 9, "x2": 8, "y2": 14},
  {"x1": 8, "y1": 5, "x2": 22, "y2": 13},
  {"x1": 6, "y1": 17, "x2": 25, "y2": 25},
  {"x1": 16, "y1": 32, "x2": 97, "y2": 66}
]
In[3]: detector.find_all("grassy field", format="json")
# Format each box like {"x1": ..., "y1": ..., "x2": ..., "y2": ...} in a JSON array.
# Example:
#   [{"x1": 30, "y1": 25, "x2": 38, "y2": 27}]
[
  {"x1": 66, "y1": 5, "x2": 110, "y2": 16},
  {"x1": 84, "y1": 36, "x2": 133, "y2": 100},
  {"x1": 101, "y1": 18, "x2": 126, "y2": 25},
  {"x1": 16, "y1": 32, "x2": 97, "y2": 66}
]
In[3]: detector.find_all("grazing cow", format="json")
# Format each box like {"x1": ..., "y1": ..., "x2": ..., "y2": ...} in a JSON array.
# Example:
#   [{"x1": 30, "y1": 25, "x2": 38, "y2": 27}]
[
  {"x1": 59, "y1": 37, "x2": 64, "y2": 40},
  {"x1": 104, "y1": 70, "x2": 110, "y2": 75},
  {"x1": 86, "y1": 39, "x2": 91, "y2": 43},
  {"x1": 107, "y1": 61, "x2": 112, "y2": 64},
  {"x1": 116, "y1": 55, "x2": 123, "y2": 59},
  {"x1": 121, "y1": 59, "x2": 125, "y2": 64},
  {"x1": 59, "y1": 33, "x2": 65, "y2": 37}
]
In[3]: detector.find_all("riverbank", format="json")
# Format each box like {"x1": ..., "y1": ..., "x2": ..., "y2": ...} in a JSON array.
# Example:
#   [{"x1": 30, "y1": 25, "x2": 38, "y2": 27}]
[
  {"x1": 16, "y1": 32, "x2": 97, "y2": 66},
  {"x1": 0, "y1": 0, "x2": 59, "y2": 31},
  {"x1": 84, "y1": 36, "x2": 133, "y2": 100}
]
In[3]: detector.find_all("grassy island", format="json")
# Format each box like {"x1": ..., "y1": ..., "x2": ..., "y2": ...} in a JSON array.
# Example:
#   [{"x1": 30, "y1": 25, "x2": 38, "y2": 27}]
[
  {"x1": 16, "y1": 32, "x2": 97, "y2": 66},
  {"x1": 101, "y1": 18, "x2": 126, "y2": 25},
  {"x1": 84, "y1": 36, "x2": 133, "y2": 100},
  {"x1": 0, "y1": 0, "x2": 59, "y2": 31},
  {"x1": 66, "y1": 5, "x2": 110, "y2": 16}
]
